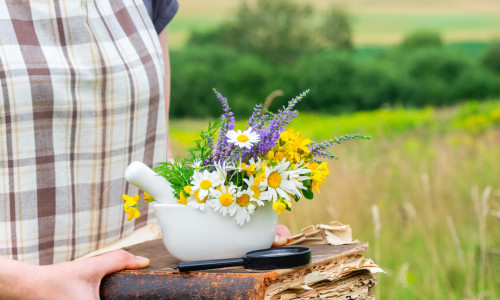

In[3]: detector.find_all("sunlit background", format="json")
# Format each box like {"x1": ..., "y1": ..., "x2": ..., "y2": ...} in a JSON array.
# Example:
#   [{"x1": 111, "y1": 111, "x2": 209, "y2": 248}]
[{"x1": 166, "y1": 1, "x2": 500, "y2": 298}]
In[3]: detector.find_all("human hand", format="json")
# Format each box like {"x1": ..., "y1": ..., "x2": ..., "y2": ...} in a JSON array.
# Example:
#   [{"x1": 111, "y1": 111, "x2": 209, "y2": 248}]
[
  {"x1": 1, "y1": 250, "x2": 149, "y2": 300},
  {"x1": 272, "y1": 224, "x2": 291, "y2": 247}
]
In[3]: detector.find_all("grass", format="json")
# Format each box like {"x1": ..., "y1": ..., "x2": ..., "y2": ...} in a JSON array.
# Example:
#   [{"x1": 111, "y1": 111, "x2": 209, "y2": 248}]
[
  {"x1": 168, "y1": 0, "x2": 500, "y2": 49},
  {"x1": 169, "y1": 100, "x2": 500, "y2": 299}
]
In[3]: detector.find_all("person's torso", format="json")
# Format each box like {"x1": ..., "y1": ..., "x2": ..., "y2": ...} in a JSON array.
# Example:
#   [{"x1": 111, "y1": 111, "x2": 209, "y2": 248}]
[{"x1": 0, "y1": 0, "x2": 167, "y2": 264}]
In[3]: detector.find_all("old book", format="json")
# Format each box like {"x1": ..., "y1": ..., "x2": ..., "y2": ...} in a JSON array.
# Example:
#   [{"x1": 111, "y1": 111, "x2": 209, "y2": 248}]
[{"x1": 99, "y1": 237, "x2": 381, "y2": 299}]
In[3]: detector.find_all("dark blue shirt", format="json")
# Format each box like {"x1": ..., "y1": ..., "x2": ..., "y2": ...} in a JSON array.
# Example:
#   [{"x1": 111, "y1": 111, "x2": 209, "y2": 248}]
[{"x1": 143, "y1": 0, "x2": 179, "y2": 34}]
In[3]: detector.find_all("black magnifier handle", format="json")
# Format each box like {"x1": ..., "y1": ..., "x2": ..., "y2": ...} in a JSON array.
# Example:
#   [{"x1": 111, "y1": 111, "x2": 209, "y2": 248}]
[{"x1": 176, "y1": 257, "x2": 245, "y2": 272}]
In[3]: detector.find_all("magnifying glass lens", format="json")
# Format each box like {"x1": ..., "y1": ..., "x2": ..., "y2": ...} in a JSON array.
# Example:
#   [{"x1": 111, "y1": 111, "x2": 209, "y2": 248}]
[{"x1": 244, "y1": 247, "x2": 311, "y2": 270}]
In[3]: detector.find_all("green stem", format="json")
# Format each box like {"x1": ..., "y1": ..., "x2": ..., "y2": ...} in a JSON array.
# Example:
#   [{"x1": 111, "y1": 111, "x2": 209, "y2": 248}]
[{"x1": 129, "y1": 200, "x2": 156, "y2": 208}]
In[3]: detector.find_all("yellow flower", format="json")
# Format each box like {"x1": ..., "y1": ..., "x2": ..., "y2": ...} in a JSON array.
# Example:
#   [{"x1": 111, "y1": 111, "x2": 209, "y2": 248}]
[
  {"x1": 177, "y1": 186, "x2": 191, "y2": 205},
  {"x1": 178, "y1": 193, "x2": 188, "y2": 205},
  {"x1": 239, "y1": 162, "x2": 256, "y2": 176},
  {"x1": 308, "y1": 162, "x2": 330, "y2": 193},
  {"x1": 122, "y1": 194, "x2": 140, "y2": 221},
  {"x1": 279, "y1": 128, "x2": 296, "y2": 143},
  {"x1": 254, "y1": 169, "x2": 266, "y2": 185},
  {"x1": 267, "y1": 150, "x2": 275, "y2": 160},
  {"x1": 272, "y1": 199, "x2": 291, "y2": 216},
  {"x1": 143, "y1": 192, "x2": 154, "y2": 202},
  {"x1": 297, "y1": 137, "x2": 311, "y2": 154},
  {"x1": 273, "y1": 129, "x2": 312, "y2": 164},
  {"x1": 286, "y1": 151, "x2": 300, "y2": 163},
  {"x1": 245, "y1": 163, "x2": 256, "y2": 176},
  {"x1": 272, "y1": 201, "x2": 287, "y2": 215},
  {"x1": 124, "y1": 206, "x2": 140, "y2": 221},
  {"x1": 275, "y1": 151, "x2": 285, "y2": 161},
  {"x1": 122, "y1": 194, "x2": 139, "y2": 206}
]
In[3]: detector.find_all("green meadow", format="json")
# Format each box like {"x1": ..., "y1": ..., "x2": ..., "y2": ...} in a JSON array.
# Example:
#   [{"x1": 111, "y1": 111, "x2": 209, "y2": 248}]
[
  {"x1": 170, "y1": 101, "x2": 500, "y2": 299},
  {"x1": 167, "y1": 0, "x2": 500, "y2": 298}
]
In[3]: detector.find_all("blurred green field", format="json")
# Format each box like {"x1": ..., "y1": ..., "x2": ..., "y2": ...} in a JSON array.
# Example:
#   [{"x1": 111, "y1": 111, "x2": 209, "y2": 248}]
[
  {"x1": 168, "y1": 0, "x2": 500, "y2": 49},
  {"x1": 169, "y1": 100, "x2": 500, "y2": 299}
]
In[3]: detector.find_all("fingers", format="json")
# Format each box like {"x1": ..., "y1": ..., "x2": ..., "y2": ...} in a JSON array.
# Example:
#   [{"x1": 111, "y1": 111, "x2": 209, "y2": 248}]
[
  {"x1": 272, "y1": 224, "x2": 291, "y2": 247},
  {"x1": 87, "y1": 250, "x2": 150, "y2": 277}
]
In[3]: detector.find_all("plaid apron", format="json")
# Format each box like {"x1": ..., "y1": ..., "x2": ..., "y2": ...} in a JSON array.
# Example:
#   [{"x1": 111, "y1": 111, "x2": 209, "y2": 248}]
[{"x1": 0, "y1": 0, "x2": 167, "y2": 265}]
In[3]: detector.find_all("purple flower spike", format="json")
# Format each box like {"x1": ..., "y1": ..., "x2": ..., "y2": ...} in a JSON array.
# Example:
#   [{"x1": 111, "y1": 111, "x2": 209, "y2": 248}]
[
  {"x1": 211, "y1": 89, "x2": 236, "y2": 164},
  {"x1": 239, "y1": 90, "x2": 309, "y2": 161}
]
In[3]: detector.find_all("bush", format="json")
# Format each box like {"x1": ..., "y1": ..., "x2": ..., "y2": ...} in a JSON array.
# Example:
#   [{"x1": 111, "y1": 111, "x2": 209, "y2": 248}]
[
  {"x1": 395, "y1": 48, "x2": 473, "y2": 105},
  {"x1": 170, "y1": 46, "x2": 277, "y2": 118},
  {"x1": 481, "y1": 40, "x2": 500, "y2": 74},
  {"x1": 292, "y1": 51, "x2": 359, "y2": 113},
  {"x1": 399, "y1": 30, "x2": 443, "y2": 50},
  {"x1": 351, "y1": 61, "x2": 401, "y2": 110},
  {"x1": 450, "y1": 67, "x2": 500, "y2": 100}
]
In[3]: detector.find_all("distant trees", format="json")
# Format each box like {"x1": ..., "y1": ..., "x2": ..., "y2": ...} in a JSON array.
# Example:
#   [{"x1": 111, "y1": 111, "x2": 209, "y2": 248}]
[
  {"x1": 188, "y1": 0, "x2": 353, "y2": 63},
  {"x1": 399, "y1": 30, "x2": 443, "y2": 50},
  {"x1": 481, "y1": 40, "x2": 500, "y2": 74}
]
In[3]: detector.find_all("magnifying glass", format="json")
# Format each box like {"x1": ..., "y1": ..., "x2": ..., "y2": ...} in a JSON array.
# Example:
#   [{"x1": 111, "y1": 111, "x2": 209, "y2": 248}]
[{"x1": 174, "y1": 247, "x2": 311, "y2": 272}]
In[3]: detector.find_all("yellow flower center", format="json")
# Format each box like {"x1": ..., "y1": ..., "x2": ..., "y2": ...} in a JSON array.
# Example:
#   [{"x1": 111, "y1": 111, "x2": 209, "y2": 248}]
[
  {"x1": 236, "y1": 194, "x2": 250, "y2": 207},
  {"x1": 237, "y1": 134, "x2": 249, "y2": 142},
  {"x1": 219, "y1": 193, "x2": 233, "y2": 206},
  {"x1": 200, "y1": 180, "x2": 212, "y2": 190},
  {"x1": 268, "y1": 172, "x2": 281, "y2": 189},
  {"x1": 250, "y1": 186, "x2": 260, "y2": 198}
]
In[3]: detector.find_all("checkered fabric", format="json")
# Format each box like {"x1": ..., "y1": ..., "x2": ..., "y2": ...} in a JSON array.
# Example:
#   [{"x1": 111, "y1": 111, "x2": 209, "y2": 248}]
[{"x1": 0, "y1": 0, "x2": 168, "y2": 265}]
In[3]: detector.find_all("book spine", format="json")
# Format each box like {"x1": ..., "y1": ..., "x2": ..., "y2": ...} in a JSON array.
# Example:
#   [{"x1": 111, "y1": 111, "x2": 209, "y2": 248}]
[{"x1": 100, "y1": 270, "x2": 279, "y2": 300}]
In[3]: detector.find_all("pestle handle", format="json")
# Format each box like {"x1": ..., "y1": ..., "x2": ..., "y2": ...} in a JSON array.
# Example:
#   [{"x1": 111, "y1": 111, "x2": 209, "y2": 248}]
[{"x1": 125, "y1": 161, "x2": 176, "y2": 204}]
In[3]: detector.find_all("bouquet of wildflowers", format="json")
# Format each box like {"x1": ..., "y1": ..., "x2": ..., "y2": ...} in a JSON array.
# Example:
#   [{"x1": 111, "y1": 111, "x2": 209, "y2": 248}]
[{"x1": 123, "y1": 90, "x2": 369, "y2": 225}]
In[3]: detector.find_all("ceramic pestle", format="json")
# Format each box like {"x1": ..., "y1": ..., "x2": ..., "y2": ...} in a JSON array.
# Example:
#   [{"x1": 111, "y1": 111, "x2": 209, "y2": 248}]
[{"x1": 125, "y1": 161, "x2": 176, "y2": 204}]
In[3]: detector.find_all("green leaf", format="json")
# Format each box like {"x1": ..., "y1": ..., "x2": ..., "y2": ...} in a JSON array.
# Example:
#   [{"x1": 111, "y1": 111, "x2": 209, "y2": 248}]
[{"x1": 302, "y1": 188, "x2": 314, "y2": 199}]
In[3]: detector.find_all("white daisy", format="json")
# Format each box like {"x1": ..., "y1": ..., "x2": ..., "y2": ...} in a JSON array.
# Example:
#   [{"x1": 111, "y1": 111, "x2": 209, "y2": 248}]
[
  {"x1": 248, "y1": 157, "x2": 263, "y2": 170},
  {"x1": 186, "y1": 189, "x2": 209, "y2": 211},
  {"x1": 243, "y1": 176, "x2": 271, "y2": 203},
  {"x1": 234, "y1": 188, "x2": 255, "y2": 226},
  {"x1": 192, "y1": 159, "x2": 203, "y2": 171},
  {"x1": 190, "y1": 170, "x2": 223, "y2": 200},
  {"x1": 214, "y1": 160, "x2": 235, "y2": 182},
  {"x1": 247, "y1": 203, "x2": 257, "y2": 214},
  {"x1": 289, "y1": 161, "x2": 311, "y2": 187},
  {"x1": 226, "y1": 128, "x2": 260, "y2": 149},
  {"x1": 207, "y1": 184, "x2": 238, "y2": 217},
  {"x1": 263, "y1": 158, "x2": 304, "y2": 202}
]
